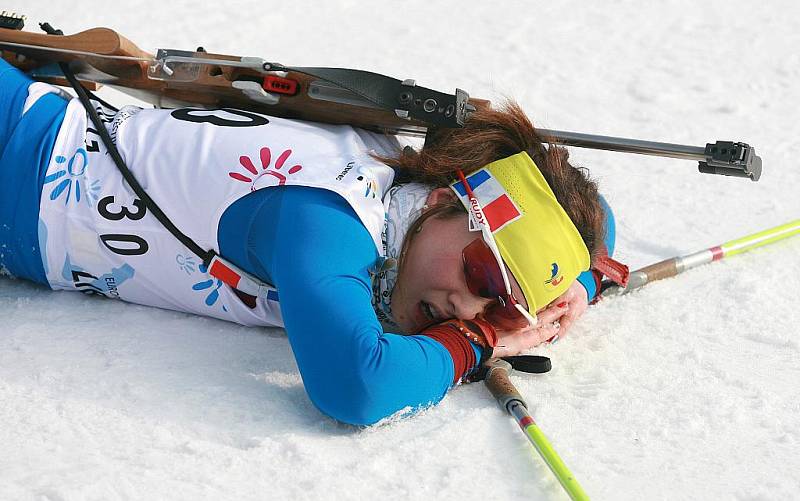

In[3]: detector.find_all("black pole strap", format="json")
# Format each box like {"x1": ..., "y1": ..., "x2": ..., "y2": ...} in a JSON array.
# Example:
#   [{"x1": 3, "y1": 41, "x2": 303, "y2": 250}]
[{"x1": 470, "y1": 355, "x2": 552, "y2": 381}]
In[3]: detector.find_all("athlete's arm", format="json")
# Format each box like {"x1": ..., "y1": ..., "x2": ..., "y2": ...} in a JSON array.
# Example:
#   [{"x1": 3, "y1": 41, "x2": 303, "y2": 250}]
[
  {"x1": 0, "y1": 59, "x2": 68, "y2": 284},
  {"x1": 219, "y1": 186, "x2": 480, "y2": 425},
  {"x1": 576, "y1": 194, "x2": 616, "y2": 301},
  {"x1": 544, "y1": 195, "x2": 616, "y2": 340}
]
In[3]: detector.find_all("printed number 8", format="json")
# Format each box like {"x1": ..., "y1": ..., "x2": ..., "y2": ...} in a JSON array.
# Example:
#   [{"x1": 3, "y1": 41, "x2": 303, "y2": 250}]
[{"x1": 170, "y1": 108, "x2": 270, "y2": 127}]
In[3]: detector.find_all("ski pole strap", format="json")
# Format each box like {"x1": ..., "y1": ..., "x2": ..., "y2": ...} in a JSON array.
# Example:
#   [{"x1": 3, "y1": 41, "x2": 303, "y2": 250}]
[
  {"x1": 586, "y1": 246, "x2": 629, "y2": 303},
  {"x1": 470, "y1": 355, "x2": 551, "y2": 381},
  {"x1": 266, "y1": 64, "x2": 473, "y2": 128},
  {"x1": 593, "y1": 253, "x2": 629, "y2": 287}
]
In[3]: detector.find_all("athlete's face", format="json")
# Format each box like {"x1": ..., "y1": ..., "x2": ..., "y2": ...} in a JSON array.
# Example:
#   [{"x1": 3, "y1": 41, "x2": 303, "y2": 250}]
[{"x1": 391, "y1": 188, "x2": 528, "y2": 334}]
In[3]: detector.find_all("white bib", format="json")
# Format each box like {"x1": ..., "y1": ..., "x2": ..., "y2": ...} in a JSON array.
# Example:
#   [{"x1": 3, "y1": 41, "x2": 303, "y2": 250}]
[{"x1": 38, "y1": 99, "x2": 399, "y2": 327}]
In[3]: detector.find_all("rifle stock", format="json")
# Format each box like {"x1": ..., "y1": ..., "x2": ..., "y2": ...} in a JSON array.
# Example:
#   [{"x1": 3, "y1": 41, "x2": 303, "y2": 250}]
[
  {"x1": 0, "y1": 24, "x2": 487, "y2": 135},
  {"x1": 0, "y1": 26, "x2": 148, "y2": 57}
]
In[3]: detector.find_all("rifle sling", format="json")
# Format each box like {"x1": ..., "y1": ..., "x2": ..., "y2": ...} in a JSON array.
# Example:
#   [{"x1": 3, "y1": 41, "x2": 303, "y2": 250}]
[{"x1": 59, "y1": 62, "x2": 215, "y2": 266}]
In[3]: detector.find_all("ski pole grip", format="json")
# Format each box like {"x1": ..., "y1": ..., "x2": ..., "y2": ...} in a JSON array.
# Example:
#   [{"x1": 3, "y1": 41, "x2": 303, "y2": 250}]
[
  {"x1": 484, "y1": 358, "x2": 527, "y2": 412},
  {"x1": 637, "y1": 257, "x2": 678, "y2": 282}
]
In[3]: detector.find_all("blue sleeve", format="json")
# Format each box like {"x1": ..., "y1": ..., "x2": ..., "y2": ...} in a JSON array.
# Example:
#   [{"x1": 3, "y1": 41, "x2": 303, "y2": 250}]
[
  {"x1": 219, "y1": 186, "x2": 475, "y2": 425},
  {"x1": 0, "y1": 59, "x2": 67, "y2": 284},
  {"x1": 576, "y1": 195, "x2": 616, "y2": 301}
]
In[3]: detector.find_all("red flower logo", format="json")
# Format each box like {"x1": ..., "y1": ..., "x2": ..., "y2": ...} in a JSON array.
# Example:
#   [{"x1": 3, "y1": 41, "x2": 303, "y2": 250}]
[{"x1": 229, "y1": 147, "x2": 303, "y2": 190}]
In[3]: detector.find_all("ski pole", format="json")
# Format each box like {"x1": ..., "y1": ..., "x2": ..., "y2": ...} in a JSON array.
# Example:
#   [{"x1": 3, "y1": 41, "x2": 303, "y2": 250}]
[
  {"x1": 601, "y1": 219, "x2": 800, "y2": 297},
  {"x1": 483, "y1": 358, "x2": 589, "y2": 501}
]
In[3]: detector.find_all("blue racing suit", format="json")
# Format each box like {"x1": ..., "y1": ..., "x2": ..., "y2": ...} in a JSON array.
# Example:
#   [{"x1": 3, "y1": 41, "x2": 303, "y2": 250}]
[{"x1": 0, "y1": 58, "x2": 616, "y2": 425}]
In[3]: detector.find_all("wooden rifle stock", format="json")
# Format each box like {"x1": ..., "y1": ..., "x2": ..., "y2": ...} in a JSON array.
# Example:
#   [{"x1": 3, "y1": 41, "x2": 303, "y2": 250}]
[{"x1": 0, "y1": 25, "x2": 487, "y2": 135}]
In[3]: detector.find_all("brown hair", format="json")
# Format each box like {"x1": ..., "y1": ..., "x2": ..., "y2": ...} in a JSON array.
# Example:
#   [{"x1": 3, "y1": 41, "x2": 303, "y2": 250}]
[{"x1": 380, "y1": 101, "x2": 607, "y2": 263}]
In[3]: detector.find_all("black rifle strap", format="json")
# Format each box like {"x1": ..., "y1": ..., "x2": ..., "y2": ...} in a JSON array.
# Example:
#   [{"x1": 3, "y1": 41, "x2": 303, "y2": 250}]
[{"x1": 58, "y1": 62, "x2": 214, "y2": 265}]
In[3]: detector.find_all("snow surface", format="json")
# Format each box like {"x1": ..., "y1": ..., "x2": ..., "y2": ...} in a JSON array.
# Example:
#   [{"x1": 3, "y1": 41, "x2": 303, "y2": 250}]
[{"x1": 2, "y1": 1, "x2": 799, "y2": 500}]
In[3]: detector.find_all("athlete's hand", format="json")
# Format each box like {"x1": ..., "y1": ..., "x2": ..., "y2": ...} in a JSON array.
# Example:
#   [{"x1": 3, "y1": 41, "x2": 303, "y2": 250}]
[
  {"x1": 489, "y1": 280, "x2": 589, "y2": 357},
  {"x1": 491, "y1": 302, "x2": 568, "y2": 358},
  {"x1": 547, "y1": 279, "x2": 589, "y2": 341}
]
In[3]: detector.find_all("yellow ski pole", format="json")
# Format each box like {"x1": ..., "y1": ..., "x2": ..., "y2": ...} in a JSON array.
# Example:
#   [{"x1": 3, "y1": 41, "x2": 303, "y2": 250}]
[
  {"x1": 602, "y1": 219, "x2": 800, "y2": 297},
  {"x1": 484, "y1": 358, "x2": 589, "y2": 500}
]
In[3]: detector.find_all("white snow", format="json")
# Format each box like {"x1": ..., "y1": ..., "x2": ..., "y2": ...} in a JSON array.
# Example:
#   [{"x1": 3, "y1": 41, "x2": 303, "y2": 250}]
[{"x1": 2, "y1": 1, "x2": 799, "y2": 499}]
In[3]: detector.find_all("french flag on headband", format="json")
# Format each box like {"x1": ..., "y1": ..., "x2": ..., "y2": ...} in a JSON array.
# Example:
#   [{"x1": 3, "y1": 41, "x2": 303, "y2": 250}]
[{"x1": 453, "y1": 169, "x2": 523, "y2": 232}]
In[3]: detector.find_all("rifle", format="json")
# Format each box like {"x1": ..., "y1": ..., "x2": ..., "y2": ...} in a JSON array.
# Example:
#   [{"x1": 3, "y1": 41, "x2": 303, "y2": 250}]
[{"x1": 0, "y1": 13, "x2": 762, "y2": 181}]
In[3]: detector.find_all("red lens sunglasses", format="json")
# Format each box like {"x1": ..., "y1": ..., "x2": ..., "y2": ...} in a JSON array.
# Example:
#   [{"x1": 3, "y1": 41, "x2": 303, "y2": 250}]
[{"x1": 456, "y1": 170, "x2": 537, "y2": 331}]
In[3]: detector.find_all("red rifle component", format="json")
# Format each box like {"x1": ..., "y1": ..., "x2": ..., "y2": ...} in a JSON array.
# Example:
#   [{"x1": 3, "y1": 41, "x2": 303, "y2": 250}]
[{"x1": 263, "y1": 75, "x2": 300, "y2": 96}]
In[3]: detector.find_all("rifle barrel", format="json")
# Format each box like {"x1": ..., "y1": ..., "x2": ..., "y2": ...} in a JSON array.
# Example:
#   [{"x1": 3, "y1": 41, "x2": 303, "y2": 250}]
[
  {"x1": 538, "y1": 128, "x2": 705, "y2": 161},
  {"x1": 539, "y1": 128, "x2": 762, "y2": 181}
]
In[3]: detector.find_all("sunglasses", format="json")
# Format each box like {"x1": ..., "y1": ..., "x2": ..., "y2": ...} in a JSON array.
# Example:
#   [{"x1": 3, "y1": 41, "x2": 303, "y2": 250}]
[{"x1": 457, "y1": 170, "x2": 537, "y2": 330}]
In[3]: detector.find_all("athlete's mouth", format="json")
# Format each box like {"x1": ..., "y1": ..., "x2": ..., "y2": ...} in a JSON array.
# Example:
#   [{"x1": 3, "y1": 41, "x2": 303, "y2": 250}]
[
  {"x1": 421, "y1": 301, "x2": 436, "y2": 321},
  {"x1": 419, "y1": 300, "x2": 447, "y2": 330}
]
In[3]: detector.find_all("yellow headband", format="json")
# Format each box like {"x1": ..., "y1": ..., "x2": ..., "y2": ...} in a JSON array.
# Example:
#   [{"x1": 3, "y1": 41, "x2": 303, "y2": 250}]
[{"x1": 450, "y1": 152, "x2": 590, "y2": 312}]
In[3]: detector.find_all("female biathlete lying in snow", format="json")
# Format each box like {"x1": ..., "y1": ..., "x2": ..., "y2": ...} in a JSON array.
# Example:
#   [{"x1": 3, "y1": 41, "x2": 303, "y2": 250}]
[{"x1": 0, "y1": 58, "x2": 616, "y2": 425}]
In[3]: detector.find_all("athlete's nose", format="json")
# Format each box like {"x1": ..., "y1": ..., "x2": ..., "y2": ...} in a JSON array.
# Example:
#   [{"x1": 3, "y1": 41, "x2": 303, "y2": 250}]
[{"x1": 448, "y1": 291, "x2": 492, "y2": 321}]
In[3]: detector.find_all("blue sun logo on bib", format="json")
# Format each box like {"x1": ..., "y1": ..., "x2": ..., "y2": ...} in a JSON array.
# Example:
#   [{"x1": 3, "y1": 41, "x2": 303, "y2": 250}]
[
  {"x1": 192, "y1": 263, "x2": 228, "y2": 311},
  {"x1": 44, "y1": 147, "x2": 101, "y2": 205},
  {"x1": 176, "y1": 253, "x2": 197, "y2": 274}
]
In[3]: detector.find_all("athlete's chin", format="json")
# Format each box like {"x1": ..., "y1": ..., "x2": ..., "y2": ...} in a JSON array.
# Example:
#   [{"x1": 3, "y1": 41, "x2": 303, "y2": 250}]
[
  {"x1": 394, "y1": 311, "x2": 418, "y2": 334},
  {"x1": 392, "y1": 302, "x2": 422, "y2": 334}
]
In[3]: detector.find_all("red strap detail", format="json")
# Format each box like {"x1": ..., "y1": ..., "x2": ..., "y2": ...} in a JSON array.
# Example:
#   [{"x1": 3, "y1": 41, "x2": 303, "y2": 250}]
[
  {"x1": 208, "y1": 259, "x2": 241, "y2": 288},
  {"x1": 519, "y1": 416, "x2": 535, "y2": 428},
  {"x1": 209, "y1": 258, "x2": 258, "y2": 309},
  {"x1": 588, "y1": 270, "x2": 604, "y2": 305},
  {"x1": 593, "y1": 254, "x2": 630, "y2": 287},
  {"x1": 465, "y1": 317, "x2": 498, "y2": 348},
  {"x1": 710, "y1": 245, "x2": 724, "y2": 261},
  {"x1": 422, "y1": 324, "x2": 477, "y2": 385}
]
